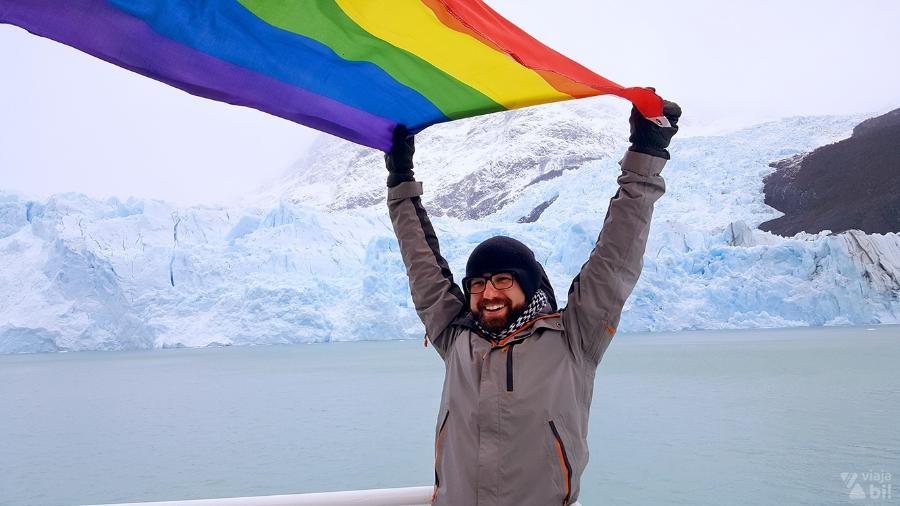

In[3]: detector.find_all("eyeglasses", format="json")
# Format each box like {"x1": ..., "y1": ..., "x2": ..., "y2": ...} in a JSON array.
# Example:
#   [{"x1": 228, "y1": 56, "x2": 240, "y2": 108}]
[{"x1": 464, "y1": 273, "x2": 515, "y2": 294}]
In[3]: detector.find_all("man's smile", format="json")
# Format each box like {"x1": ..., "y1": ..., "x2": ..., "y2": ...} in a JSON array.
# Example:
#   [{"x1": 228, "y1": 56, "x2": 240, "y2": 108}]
[
  {"x1": 477, "y1": 296, "x2": 524, "y2": 332},
  {"x1": 479, "y1": 299, "x2": 511, "y2": 316}
]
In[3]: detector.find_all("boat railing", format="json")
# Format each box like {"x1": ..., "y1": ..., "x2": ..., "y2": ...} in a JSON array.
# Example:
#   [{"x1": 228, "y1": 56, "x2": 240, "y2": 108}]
[
  {"x1": 83, "y1": 486, "x2": 434, "y2": 506},
  {"x1": 82, "y1": 486, "x2": 583, "y2": 505}
]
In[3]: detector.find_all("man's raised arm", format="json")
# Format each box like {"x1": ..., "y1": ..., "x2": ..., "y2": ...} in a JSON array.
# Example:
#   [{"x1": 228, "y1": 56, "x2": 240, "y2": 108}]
[
  {"x1": 563, "y1": 101, "x2": 682, "y2": 364},
  {"x1": 385, "y1": 126, "x2": 465, "y2": 357}
]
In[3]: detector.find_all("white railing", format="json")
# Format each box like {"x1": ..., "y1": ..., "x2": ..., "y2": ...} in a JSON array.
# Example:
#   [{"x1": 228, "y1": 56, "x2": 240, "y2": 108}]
[
  {"x1": 82, "y1": 486, "x2": 583, "y2": 506},
  {"x1": 83, "y1": 486, "x2": 434, "y2": 506}
]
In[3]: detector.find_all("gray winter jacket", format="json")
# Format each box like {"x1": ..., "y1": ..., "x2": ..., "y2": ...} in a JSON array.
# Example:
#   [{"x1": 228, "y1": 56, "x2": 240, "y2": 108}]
[{"x1": 387, "y1": 150, "x2": 666, "y2": 506}]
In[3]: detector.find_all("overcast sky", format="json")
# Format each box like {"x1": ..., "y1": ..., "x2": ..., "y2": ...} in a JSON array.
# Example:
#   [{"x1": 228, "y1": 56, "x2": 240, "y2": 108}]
[{"x1": 2, "y1": 0, "x2": 898, "y2": 205}]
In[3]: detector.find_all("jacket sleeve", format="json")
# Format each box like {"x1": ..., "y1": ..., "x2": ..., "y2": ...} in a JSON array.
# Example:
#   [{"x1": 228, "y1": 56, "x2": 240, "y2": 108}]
[
  {"x1": 562, "y1": 151, "x2": 666, "y2": 365},
  {"x1": 387, "y1": 180, "x2": 466, "y2": 358}
]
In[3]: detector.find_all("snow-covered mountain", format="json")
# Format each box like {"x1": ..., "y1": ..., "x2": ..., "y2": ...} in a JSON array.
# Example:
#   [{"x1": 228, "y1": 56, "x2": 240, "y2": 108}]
[
  {"x1": 2, "y1": 102, "x2": 898, "y2": 353},
  {"x1": 250, "y1": 100, "x2": 625, "y2": 220}
]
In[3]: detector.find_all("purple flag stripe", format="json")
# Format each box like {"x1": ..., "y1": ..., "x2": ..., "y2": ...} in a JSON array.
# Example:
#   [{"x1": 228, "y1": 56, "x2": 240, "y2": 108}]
[{"x1": 0, "y1": 0, "x2": 396, "y2": 151}]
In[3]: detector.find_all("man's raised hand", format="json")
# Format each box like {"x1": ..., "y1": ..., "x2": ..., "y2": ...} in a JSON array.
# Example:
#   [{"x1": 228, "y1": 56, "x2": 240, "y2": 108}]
[
  {"x1": 385, "y1": 125, "x2": 416, "y2": 188},
  {"x1": 628, "y1": 99, "x2": 682, "y2": 160}
]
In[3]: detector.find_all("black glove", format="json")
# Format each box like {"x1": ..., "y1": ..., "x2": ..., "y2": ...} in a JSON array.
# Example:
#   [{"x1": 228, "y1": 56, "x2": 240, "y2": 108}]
[
  {"x1": 628, "y1": 100, "x2": 682, "y2": 160},
  {"x1": 385, "y1": 125, "x2": 415, "y2": 188}
]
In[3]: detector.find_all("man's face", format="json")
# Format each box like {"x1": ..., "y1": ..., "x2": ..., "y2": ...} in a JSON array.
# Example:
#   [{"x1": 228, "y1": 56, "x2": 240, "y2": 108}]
[{"x1": 468, "y1": 273, "x2": 527, "y2": 332}]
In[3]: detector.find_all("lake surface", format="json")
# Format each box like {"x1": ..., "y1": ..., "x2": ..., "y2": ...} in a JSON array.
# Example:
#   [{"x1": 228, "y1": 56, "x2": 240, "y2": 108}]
[{"x1": 1, "y1": 326, "x2": 898, "y2": 506}]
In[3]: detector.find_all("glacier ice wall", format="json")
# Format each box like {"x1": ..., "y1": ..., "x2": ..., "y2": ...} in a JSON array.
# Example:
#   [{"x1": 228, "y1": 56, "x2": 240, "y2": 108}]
[{"x1": 1, "y1": 109, "x2": 898, "y2": 353}]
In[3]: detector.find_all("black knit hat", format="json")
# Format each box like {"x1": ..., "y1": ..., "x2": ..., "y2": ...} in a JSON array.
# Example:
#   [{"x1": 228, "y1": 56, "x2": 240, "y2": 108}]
[{"x1": 464, "y1": 236, "x2": 541, "y2": 301}]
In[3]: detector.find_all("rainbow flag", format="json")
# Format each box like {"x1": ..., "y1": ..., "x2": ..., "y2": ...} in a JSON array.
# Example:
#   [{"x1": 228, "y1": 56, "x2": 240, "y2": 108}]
[{"x1": 1, "y1": 0, "x2": 664, "y2": 151}]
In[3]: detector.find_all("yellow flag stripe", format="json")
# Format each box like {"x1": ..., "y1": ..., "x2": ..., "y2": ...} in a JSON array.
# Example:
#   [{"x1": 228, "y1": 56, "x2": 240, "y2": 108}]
[{"x1": 334, "y1": 0, "x2": 571, "y2": 109}]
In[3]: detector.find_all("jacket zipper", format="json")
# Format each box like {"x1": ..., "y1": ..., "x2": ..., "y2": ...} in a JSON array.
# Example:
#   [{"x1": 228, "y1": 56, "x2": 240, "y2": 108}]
[
  {"x1": 549, "y1": 420, "x2": 572, "y2": 506},
  {"x1": 432, "y1": 410, "x2": 450, "y2": 502},
  {"x1": 505, "y1": 344, "x2": 515, "y2": 392}
]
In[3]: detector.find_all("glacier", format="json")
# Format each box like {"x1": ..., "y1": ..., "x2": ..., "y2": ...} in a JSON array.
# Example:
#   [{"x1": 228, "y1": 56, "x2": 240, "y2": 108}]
[{"x1": 1, "y1": 102, "x2": 898, "y2": 353}]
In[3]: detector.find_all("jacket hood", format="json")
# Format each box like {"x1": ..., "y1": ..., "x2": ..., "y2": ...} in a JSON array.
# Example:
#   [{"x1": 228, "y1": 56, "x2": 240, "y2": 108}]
[{"x1": 537, "y1": 262, "x2": 558, "y2": 312}]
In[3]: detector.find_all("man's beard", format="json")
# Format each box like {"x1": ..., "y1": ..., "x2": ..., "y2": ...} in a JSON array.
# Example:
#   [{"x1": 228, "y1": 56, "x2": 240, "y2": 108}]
[{"x1": 477, "y1": 297, "x2": 527, "y2": 333}]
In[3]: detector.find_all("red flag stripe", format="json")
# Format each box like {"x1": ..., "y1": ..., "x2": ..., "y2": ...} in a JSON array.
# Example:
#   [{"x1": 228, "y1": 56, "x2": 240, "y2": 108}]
[{"x1": 427, "y1": 0, "x2": 664, "y2": 118}]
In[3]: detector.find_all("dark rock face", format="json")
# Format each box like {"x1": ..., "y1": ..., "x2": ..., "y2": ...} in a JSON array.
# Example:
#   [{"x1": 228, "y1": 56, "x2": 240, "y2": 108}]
[
  {"x1": 759, "y1": 108, "x2": 900, "y2": 235},
  {"x1": 853, "y1": 108, "x2": 900, "y2": 138},
  {"x1": 517, "y1": 195, "x2": 559, "y2": 224}
]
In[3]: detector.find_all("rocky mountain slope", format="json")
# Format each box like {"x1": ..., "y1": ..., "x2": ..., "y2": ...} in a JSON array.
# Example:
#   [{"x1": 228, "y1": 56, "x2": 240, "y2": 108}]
[{"x1": 760, "y1": 107, "x2": 900, "y2": 235}]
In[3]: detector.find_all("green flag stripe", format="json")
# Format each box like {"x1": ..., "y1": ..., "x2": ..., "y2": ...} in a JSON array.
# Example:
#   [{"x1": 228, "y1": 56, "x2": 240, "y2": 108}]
[{"x1": 238, "y1": 0, "x2": 504, "y2": 120}]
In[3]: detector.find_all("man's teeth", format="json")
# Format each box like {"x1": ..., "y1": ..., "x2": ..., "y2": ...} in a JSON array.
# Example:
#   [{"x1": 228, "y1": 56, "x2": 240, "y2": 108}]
[{"x1": 485, "y1": 304, "x2": 504, "y2": 311}]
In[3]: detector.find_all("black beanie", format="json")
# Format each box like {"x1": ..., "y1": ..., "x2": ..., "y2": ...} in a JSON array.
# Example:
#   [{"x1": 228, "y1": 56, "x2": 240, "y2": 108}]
[{"x1": 465, "y1": 236, "x2": 541, "y2": 301}]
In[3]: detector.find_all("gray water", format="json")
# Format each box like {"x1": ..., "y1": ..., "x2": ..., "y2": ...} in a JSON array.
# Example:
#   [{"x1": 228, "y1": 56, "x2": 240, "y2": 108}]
[{"x1": 1, "y1": 326, "x2": 898, "y2": 506}]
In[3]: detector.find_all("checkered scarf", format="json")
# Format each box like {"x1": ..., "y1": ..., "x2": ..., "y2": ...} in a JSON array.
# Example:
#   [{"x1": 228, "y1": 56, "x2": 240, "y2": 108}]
[{"x1": 475, "y1": 289, "x2": 549, "y2": 341}]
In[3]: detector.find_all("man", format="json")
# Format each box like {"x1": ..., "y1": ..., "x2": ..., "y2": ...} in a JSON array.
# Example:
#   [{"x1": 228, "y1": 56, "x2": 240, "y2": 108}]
[{"x1": 385, "y1": 99, "x2": 681, "y2": 506}]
